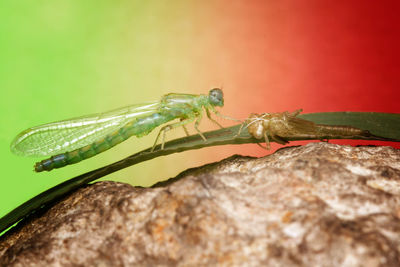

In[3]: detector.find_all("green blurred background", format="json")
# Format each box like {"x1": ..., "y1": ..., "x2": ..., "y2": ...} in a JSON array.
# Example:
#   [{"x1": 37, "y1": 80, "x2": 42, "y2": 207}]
[{"x1": 0, "y1": 1, "x2": 245, "y2": 219}]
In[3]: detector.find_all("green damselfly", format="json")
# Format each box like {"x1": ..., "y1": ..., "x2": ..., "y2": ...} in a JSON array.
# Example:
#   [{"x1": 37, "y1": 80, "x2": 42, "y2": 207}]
[{"x1": 11, "y1": 88, "x2": 238, "y2": 172}]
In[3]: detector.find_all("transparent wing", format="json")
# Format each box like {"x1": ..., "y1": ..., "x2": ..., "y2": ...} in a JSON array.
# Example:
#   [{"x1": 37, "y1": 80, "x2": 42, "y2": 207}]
[{"x1": 10, "y1": 102, "x2": 160, "y2": 157}]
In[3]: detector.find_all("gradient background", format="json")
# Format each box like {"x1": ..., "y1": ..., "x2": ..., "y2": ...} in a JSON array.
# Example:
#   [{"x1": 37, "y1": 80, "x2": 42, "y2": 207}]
[{"x1": 1, "y1": 1, "x2": 399, "y2": 220}]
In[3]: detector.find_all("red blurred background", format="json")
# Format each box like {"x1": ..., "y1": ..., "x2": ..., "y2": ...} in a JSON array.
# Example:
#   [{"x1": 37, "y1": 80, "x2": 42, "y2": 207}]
[{"x1": 204, "y1": 0, "x2": 400, "y2": 151}]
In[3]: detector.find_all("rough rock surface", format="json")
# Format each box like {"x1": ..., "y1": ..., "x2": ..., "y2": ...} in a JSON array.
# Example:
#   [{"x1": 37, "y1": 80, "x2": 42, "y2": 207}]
[{"x1": 1, "y1": 143, "x2": 400, "y2": 266}]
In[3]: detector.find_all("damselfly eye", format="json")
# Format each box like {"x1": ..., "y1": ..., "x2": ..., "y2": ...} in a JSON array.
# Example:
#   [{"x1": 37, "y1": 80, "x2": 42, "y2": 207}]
[{"x1": 209, "y1": 88, "x2": 224, "y2": 107}]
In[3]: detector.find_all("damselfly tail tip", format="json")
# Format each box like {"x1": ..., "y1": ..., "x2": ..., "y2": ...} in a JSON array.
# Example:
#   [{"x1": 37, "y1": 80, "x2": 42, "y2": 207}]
[{"x1": 34, "y1": 162, "x2": 44, "y2": 172}]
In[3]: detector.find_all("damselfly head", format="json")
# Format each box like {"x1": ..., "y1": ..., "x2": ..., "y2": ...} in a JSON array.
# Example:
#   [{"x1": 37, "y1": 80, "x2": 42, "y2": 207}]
[{"x1": 209, "y1": 88, "x2": 224, "y2": 107}]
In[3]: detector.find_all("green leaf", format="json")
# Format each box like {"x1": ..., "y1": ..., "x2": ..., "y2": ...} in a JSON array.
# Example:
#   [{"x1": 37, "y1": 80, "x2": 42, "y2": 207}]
[
  {"x1": 299, "y1": 112, "x2": 400, "y2": 140},
  {"x1": 1, "y1": 112, "x2": 399, "y2": 235}
]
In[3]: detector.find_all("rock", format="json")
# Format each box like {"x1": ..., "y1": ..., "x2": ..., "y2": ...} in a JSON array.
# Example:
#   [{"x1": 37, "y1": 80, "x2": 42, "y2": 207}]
[{"x1": 1, "y1": 142, "x2": 400, "y2": 266}]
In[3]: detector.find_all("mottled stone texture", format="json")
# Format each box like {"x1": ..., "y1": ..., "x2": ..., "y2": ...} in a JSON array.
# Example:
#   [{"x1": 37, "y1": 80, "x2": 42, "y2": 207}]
[{"x1": 1, "y1": 143, "x2": 400, "y2": 266}]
